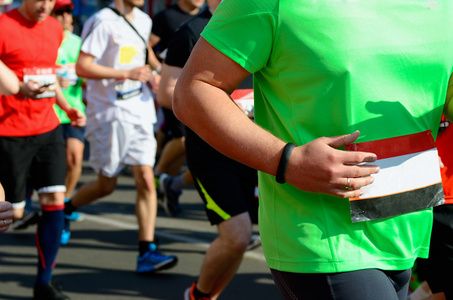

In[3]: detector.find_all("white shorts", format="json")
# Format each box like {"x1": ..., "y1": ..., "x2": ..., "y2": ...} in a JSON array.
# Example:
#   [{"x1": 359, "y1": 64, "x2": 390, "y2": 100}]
[{"x1": 86, "y1": 120, "x2": 157, "y2": 177}]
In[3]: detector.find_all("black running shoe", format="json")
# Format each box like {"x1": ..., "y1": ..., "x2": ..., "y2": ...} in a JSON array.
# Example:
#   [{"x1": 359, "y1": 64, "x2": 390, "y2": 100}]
[
  {"x1": 33, "y1": 280, "x2": 70, "y2": 300},
  {"x1": 11, "y1": 211, "x2": 40, "y2": 230}
]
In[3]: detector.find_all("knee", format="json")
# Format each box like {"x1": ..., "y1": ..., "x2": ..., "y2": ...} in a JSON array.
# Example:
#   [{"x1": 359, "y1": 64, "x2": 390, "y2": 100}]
[
  {"x1": 224, "y1": 231, "x2": 251, "y2": 254},
  {"x1": 135, "y1": 170, "x2": 155, "y2": 193},
  {"x1": 98, "y1": 182, "x2": 116, "y2": 196},
  {"x1": 66, "y1": 152, "x2": 83, "y2": 170}
]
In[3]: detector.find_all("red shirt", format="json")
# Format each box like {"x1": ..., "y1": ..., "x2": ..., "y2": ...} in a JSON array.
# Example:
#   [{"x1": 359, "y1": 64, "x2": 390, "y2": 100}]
[
  {"x1": 0, "y1": 9, "x2": 63, "y2": 136},
  {"x1": 436, "y1": 116, "x2": 453, "y2": 204}
]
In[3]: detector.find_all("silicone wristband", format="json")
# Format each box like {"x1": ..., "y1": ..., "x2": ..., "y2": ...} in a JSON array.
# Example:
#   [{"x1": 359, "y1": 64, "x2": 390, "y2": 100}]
[{"x1": 275, "y1": 143, "x2": 296, "y2": 184}]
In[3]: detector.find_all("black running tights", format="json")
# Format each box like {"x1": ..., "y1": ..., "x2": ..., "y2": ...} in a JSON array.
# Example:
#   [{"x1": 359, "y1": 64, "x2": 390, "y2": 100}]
[{"x1": 270, "y1": 268, "x2": 411, "y2": 300}]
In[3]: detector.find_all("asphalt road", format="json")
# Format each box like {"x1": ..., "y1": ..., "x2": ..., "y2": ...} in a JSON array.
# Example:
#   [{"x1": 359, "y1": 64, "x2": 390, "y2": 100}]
[{"x1": 0, "y1": 163, "x2": 281, "y2": 300}]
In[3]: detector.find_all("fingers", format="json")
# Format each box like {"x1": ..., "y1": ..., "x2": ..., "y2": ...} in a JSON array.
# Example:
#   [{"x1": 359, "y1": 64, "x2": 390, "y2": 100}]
[
  {"x1": 331, "y1": 187, "x2": 364, "y2": 199},
  {"x1": 342, "y1": 175, "x2": 375, "y2": 190},
  {"x1": 0, "y1": 202, "x2": 13, "y2": 233},
  {"x1": 326, "y1": 131, "x2": 378, "y2": 164},
  {"x1": 0, "y1": 219, "x2": 12, "y2": 232},
  {"x1": 129, "y1": 66, "x2": 152, "y2": 82},
  {"x1": 331, "y1": 162, "x2": 379, "y2": 192},
  {"x1": 328, "y1": 131, "x2": 360, "y2": 149}
]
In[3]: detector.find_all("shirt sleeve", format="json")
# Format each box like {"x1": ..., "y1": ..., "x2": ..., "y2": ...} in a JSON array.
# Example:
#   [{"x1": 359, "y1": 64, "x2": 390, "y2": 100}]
[
  {"x1": 165, "y1": 25, "x2": 196, "y2": 68},
  {"x1": 80, "y1": 17, "x2": 110, "y2": 59},
  {"x1": 201, "y1": 0, "x2": 278, "y2": 74},
  {"x1": 151, "y1": 12, "x2": 165, "y2": 38}
]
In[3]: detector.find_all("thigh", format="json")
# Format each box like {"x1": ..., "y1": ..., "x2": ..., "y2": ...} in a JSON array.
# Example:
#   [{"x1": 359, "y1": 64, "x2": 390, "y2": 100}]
[
  {"x1": 0, "y1": 136, "x2": 35, "y2": 206},
  {"x1": 271, "y1": 268, "x2": 411, "y2": 300},
  {"x1": 30, "y1": 127, "x2": 67, "y2": 193}
]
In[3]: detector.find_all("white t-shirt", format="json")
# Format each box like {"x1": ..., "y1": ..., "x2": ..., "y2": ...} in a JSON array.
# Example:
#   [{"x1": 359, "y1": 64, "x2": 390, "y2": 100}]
[{"x1": 81, "y1": 6, "x2": 156, "y2": 133}]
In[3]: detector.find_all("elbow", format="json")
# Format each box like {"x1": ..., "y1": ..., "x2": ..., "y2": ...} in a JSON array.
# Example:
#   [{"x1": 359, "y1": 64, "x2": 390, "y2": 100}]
[
  {"x1": 75, "y1": 63, "x2": 86, "y2": 78},
  {"x1": 173, "y1": 83, "x2": 185, "y2": 123}
]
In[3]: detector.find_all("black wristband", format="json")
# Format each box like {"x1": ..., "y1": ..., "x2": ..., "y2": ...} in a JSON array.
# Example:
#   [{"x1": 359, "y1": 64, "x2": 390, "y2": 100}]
[{"x1": 275, "y1": 143, "x2": 296, "y2": 184}]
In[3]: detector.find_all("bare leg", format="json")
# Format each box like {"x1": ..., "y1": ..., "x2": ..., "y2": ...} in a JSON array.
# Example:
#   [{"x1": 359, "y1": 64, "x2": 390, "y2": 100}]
[
  {"x1": 196, "y1": 212, "x2": 252, "y2": 299},
  {"x1": 183, "y1": 169, "x2": 194, "y2": 186},
  {"x1": 70, "y1": 173, "x2": 117, "y2": 208},
  {"x1": 132, "y1": 165, "x2": 157, "y2": 241},
  {"x1": 156, "y1": 137, "x2": 186, "y2": 176},
  {"x1": 12, "y1": 206, "x2": 24, "y2": 220},
  {"x1": 64, "y1": 137, "x2": 84, "y2": 199}
]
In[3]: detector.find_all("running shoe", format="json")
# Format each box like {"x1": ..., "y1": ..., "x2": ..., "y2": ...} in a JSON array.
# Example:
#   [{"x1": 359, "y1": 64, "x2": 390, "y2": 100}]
[
  {"x1": 184, "y1": 282, "x2": 211, "y2": 300},
  {"x1": 33, "y1": 280, "x2": 70, "y2": 300},
  {"x1": 246, "y1": 234, "x2": 262, "y2": 251},
  {"x1": 136, "y1": 243, "x2": 178, "y2": 275},
  {"x1": 65, "y1": 211, "x2": 83, "y2": 222},
  {"x1": 159, "y1": 173, "x2": 181, "y2": 217},
  {"x1": 11, "y1": 211, "x2": 40, "y2": 230},
  {"x1": 64, "y1": 199, "x2": 84, "y2": 222},
  {"x1": 60, "y1": 218, "x2": 70, "y2": 245}
]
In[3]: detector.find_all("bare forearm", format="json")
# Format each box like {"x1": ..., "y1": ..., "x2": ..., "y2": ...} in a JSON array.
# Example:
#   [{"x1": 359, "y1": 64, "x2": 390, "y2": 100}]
[
  {"x1": 54, "y1": 80, "x2": 71, "y2": 111},
  {"x1": 76, "y1": 61, "x2": 129, "y2": 80},
  {"x1": 0, "y1": 60, "x2": 19, "y2": 95},
  {"x1": 148, "y1": 49, "x2": 162, "y2": 72},
  {"x1": 157, "y1": 64, "x2": 181, "y2": 109}
]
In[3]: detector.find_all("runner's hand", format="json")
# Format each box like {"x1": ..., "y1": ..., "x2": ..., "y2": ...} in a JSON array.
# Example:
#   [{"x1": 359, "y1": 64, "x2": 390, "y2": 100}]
[
  {"x1": 19, "y1": 80, "x2": 51, "y2": 99},
  {"x1": 57, "y1": 76, "x2": 70, "y2": 89},
  {"x1": 127, "y1": 66, "x2": 152, "y2": 83},
  {"x1": 284, "y1": 131, "x2": 379, "y2": 198},
  {"x1": 66, "y1": 108, "x2": 86, "y2": 128},
  {"x1": 149, "y1": 72, "x2": 160, "y2": 93},
  {"x1": 0, "y1": 202, "x2": 13, "y2": 233}
]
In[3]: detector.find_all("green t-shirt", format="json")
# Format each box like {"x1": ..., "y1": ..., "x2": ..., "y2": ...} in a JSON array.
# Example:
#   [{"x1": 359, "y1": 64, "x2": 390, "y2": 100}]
[
  {"x1": 202, "y1": 0, "x2": 453, "y2": 273},
  {"x1": 54, "y1": 30, "x2": 85, "y2": 123}
]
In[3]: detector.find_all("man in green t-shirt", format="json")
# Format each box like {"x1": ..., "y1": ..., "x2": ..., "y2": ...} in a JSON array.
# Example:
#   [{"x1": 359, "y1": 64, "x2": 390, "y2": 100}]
[
  {"x1": 52, "y1": 0, "x2": 86, "y2": 229},
  {"x1": 173, "y1": 1, "x2": 453, "y2": 299}
]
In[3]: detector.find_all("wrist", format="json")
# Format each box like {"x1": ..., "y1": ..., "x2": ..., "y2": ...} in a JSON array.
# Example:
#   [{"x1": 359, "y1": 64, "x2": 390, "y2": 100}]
[
  {"x1": 122, "y1": 69, "x2": 131, "y2": 79},
  {"x1": 18, "y1": 82, "x2": 27, "y2": 95},
  {"x1": 275, "y1": 143, "x2": 296, "y2": 184},
  {"x1": 152, "y1": 65, "x2": 162, "y2": 75}
]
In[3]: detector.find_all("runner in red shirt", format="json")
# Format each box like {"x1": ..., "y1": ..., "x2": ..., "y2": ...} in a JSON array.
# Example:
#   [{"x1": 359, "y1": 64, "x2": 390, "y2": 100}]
[{"x1": 0, "y1": 0, "x2": 85, "y2": 298}]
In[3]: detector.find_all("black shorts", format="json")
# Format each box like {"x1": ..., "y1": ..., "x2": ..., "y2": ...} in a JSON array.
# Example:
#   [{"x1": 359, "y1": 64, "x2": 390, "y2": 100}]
[
  {"x1": 162, "y1": 107, "x2": 185, "y2": 138},
  {"x1": 188, "y1": 146, "x2": 258, "y2": 225},
  {"x1": 61, "y1": 123, "x2": 86, "y2": 143},
  {"x1": 271, "y1": 268, "x2": 411, "y2": 300},
  {"x1": 0, "y1": 126, "x2": 67, "y2": 207},
  {"x1": 416, "y1": 204, "x2": 453, "y2": 297}
]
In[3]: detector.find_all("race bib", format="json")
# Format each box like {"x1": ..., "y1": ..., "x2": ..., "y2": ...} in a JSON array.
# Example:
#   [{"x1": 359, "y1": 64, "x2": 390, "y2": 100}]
[
  {"x1": 115, "y1": 79, "x2": 142, "y2": 100},
  {"x1": 345, "y1": 130, "x2": 444, "y2": 222},
  {"x1": 23, "y1": 67, "x2": 56, "y2": 99}
]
